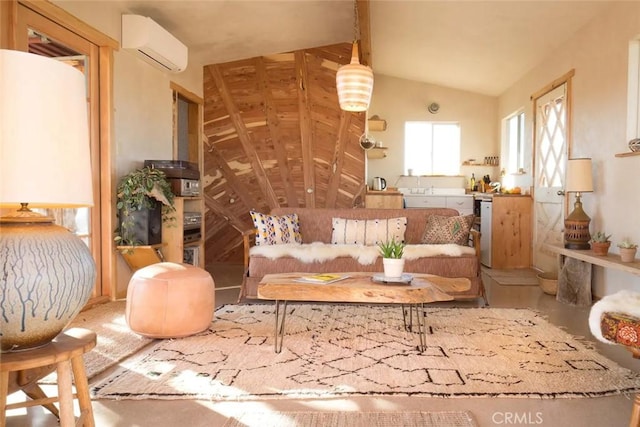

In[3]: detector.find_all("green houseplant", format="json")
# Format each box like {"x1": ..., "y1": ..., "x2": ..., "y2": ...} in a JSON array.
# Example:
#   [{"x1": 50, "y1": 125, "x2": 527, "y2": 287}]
[
  {"x1": 378, "y1": 239, "x2": 406, "y2": 278},
  {"x1": 590, "y1": 231, "x2": 611, "y2": 256},
  {"x1": 617, "y1": 239, "x2": 638, "y2": 263},
  {"x1": 114, "y1": 166, "x2": 176, "y2": 246}
]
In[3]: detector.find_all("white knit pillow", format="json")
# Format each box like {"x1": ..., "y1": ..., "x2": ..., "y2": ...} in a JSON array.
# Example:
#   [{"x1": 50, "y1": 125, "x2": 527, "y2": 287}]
[{"x1": 331, "y1": 217, "x2": 407, "y2": 245}]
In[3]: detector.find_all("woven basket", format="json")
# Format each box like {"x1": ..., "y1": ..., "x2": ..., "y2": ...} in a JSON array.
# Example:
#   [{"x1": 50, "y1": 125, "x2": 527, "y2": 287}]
[{"x1": 537, "y1": 272, "x2": 558, "y2": 295}]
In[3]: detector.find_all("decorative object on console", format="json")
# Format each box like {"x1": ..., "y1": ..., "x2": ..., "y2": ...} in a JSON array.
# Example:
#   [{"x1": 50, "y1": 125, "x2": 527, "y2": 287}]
[
  {"x1": 617, "y1": 239, "x2": 638, "y2": 263},
  {"x1": 335, "y1": 1, "x2": 373, "y2": 112},
  {"x1": 378, "y1": 239, "x2": 406, "y2": 279},
  {"x1": 359, "y1": 133, "x2": 376, "y2": 150},
  {"x1": 427, "y1": 102, "x2": 440, "y2": 114},
  {"x1": 590, "y1": 231, "x2": 612, "y2": 256},
  {"x1": 115, "y1": 166, "x2": 176, "y2": 247},
  {"x1": 0, "y1": 50, "x2": 95, "y2": 352},
  {"x1": 563, "y1": 158, "x2": 594, "y2": 249},
  {"x1": 629, "y1": 138, "x2": 640, "y2": 152}
]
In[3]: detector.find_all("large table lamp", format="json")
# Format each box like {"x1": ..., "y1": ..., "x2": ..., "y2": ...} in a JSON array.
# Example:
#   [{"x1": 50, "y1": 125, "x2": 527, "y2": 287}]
[
  {"x1": 0, "y1": 49, "x2": 96, "y2": 352},
  {"x1": 564, "y1": 158, "x2": 594, "y2": 249}
]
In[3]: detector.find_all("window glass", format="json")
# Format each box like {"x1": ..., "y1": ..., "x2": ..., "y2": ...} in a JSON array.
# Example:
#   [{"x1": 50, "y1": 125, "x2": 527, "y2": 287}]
[
  {"x1": 506, "y1": 111, "x2": 525, "y2": 173},
  {"x1": 404, "y1": 122, "x2": 460, "y2": 175}
]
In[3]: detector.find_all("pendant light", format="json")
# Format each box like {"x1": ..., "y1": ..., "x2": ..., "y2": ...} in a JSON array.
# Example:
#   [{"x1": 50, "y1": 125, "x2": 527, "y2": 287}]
[{"x1": 336, "y1": 1, "x2": 374, "y2": 112}]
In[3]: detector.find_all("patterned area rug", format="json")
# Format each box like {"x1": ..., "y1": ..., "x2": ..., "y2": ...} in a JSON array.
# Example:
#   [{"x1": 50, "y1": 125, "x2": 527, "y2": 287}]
[
  {"x1": 222, "y1": 411, "x2": 477, "y2": 427},
  {"x1": 42, "y1": 300, "x2": 153, "y2": 383},
  {"x1": 91, "y1": 304, "x2": 640, "y2": 400}
]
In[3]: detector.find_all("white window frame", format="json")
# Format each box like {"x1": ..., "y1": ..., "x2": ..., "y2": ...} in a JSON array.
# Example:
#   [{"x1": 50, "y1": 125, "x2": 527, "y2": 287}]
[
  {"x1": 627, "y1": 37, "x2": 640, "y2": 140},
  {"x1": 504, "y1": 110, "x2": 525, "y2": 174},
  {"x1": 404, "y1": 121, "x2": 461, "y2": 176}
]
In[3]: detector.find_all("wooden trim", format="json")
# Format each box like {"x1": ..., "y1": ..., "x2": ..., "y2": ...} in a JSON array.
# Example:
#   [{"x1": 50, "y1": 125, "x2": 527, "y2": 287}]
[
  {"x1": 326, "y1": 112, "x2": 351, "y2": 207},
  {"x1": 615, "y1": 151, "x2": 640, "y2": 157},
  {"x1": 0, "y1": 0, "x2": 18, "y2": 48},
  {"x1": 170, "y1": 81, "x2": 204, "y2": 105},
  {"x1": 530, "y1": 69, "x2": 575, "y2": 101},
  {"x1": 19, "y1": 0, "x2": 118, "y2": 49}
]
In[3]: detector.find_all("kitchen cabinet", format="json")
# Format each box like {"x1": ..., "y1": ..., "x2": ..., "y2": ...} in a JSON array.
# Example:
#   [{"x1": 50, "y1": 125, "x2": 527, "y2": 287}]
[
  {"x1": 404, "y1": 195, "x2": 473, "y2": 215},
  {"x1": 489, "y1": 195, "x2": 532, "y2": 269},
  {"x1": 365, "y1": 190, "x2": 403, "y2": 209}
]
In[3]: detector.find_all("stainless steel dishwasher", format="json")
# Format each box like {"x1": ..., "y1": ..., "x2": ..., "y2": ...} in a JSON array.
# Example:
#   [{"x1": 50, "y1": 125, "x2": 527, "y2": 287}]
[{"x1": 480, "y1": 199, "x2": 492, "y2": 267}]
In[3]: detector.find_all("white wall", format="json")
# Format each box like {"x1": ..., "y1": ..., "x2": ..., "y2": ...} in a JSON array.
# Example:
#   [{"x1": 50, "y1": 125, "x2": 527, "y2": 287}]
[
  {"x1": 499, "y1": 2, "x2": 640, "y2": 297},
  {"x1": 367, "y1": 74, "x2": 499, "y2": 190},
  {"x1": 54, "y1": 1, "x2": 204, "y2": 295}
]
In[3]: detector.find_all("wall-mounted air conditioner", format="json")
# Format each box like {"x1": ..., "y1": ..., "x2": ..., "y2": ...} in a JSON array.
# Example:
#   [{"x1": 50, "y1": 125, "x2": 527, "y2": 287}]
[{"x1": 122, "y1": 14, "x2": 188, "y2": 73}]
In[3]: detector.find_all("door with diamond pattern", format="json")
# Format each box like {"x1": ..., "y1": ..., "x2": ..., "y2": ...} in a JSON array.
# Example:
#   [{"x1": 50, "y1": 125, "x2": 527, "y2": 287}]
[{"x1": 533, "y1": 83, "x2": 570, "y2": 273}]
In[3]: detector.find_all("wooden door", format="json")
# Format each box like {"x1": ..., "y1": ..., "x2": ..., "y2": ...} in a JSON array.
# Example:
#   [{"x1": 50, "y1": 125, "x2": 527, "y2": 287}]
[{"x1": 532, "y1": 79, "x2": 572, "y2": 273}]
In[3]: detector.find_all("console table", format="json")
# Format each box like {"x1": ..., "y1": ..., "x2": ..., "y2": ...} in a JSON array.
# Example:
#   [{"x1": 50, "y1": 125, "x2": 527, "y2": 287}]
[{"x1": 545, "y1": 244, "x2": 640, "y2": 306}]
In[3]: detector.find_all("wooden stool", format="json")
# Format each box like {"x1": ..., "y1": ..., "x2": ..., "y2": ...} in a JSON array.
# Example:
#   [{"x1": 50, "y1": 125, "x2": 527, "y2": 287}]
[{"x1": 1, "y1": 327, "x2": 96, "y2": 427}]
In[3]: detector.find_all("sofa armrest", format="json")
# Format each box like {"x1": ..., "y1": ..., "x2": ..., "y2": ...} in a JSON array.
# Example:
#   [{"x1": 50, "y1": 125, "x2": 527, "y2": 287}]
[
  {"x1": 469, "y1": 229, "x2": 481, "y2": 258},
  {"x1": 242, "y1": 229, "x2": 256, "y2": 271}
]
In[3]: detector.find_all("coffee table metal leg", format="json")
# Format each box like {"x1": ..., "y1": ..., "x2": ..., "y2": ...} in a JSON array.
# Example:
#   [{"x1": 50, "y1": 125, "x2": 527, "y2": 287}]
[
  {"x1": 274, "y1": 300, "x2": 288, "y2": 353},
  {"x1": 413, "y1": 303, "x2": 427, "y2": 352}
]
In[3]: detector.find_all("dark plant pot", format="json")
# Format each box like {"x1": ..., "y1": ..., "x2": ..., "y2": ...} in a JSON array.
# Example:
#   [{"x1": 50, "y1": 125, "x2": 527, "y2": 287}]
[
  {"x1": 119, "y1": 203, "x2": 163, "y2": 245},
  {"x1": 591, "y1": 241, "x2": 611, "y2": 256}
]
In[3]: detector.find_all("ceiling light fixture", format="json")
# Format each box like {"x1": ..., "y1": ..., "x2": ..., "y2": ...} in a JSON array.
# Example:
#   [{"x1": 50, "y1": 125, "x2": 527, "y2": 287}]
[{"x1": 336, "y1": 1, "x2": 374, "y2": 112}]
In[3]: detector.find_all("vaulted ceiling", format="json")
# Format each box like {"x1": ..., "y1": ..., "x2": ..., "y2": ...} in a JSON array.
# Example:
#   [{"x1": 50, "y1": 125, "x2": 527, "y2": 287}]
[{"x1": 109, "y1": 0, "x2": 614, "y2": 96}]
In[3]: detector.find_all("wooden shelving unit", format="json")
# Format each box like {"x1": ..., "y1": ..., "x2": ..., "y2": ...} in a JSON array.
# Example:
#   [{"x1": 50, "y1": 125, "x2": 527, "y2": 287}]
[
  {"x1": 615, "y1": 151, "x2": 640, "y2": 158},
  {"x1": 117, "y1": 244, "x2": 164, "y2": 271},
  {"x1": 162, "y1": 196, "x2": 205, "y2": 267}
]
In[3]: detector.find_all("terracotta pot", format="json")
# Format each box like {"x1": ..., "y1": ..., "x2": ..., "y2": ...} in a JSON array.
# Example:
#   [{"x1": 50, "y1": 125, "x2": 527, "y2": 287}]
[
  {"x1": 591, "y1": 241, "x2": 611, "y2": 256},
  {"x1": 620, "y1": 247, "x2": 638, "y2": 263}
]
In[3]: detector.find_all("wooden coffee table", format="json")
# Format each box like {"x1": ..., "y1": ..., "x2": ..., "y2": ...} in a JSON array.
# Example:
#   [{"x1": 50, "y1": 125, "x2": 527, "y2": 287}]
[{"x1": 257, "y1": 272, "x2": 470, "y2": 353}]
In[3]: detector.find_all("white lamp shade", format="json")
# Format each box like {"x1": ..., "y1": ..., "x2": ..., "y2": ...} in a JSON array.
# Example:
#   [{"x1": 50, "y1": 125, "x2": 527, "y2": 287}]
[
  {"x1": 565, "y1": 158, "x2": 593, "y2": 193},
  {"x1": 0, "y1": 49, "x2": 93, "y2": 208},
  {"x1": 336, "y1": 42, "x2": 374, "y2": 112}
]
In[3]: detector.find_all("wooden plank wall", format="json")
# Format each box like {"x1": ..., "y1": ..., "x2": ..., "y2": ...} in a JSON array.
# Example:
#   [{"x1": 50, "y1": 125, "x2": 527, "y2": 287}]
[{"x1": 202, "y1": 42, "x2": 367, "y2": 263}]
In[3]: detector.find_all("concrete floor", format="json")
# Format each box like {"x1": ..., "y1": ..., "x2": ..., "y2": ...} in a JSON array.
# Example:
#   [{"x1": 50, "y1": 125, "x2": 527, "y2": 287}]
[{"x1": 5, "y1": 267, "x2": 639, "y2": 427}]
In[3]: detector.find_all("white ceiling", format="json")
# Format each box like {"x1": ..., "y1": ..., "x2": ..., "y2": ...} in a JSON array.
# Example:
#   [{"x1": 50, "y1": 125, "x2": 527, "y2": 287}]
[{"x1": 112, "y1": 0, "x2": 616, "y2": 96}]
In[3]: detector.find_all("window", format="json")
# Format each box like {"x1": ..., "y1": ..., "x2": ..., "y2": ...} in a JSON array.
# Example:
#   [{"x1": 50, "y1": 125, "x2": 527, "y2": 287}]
[
  {"x1": 505, "y1": 111, "x2": 525, "y2": 173},
  {"x1": 404, "y1": 122, "x2": 460, "y2": 175},
  {"x1": 627, "y1": 38, "x2": 640, "y2": 140}
]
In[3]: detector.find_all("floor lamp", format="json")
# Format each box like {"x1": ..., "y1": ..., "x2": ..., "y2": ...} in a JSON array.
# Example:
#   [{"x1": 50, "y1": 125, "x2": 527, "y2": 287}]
[
  {"x1": 564, "y1": 158, "x2": 594, "y2": 249},
  {"x1": 0, "y1": 50, "x2": 96, "y2": 352}
]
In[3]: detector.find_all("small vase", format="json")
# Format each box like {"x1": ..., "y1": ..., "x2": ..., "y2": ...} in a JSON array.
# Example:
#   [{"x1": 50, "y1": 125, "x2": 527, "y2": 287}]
[
  {"x1": 591, "y1": 241, "x2": 611, "y2": 256},
  {"x1": 620, "y1": 247, "x2": 638, "y2": 263},
  {"x1": 383, "y1": 258, "x2": 405, "y2": 279}
]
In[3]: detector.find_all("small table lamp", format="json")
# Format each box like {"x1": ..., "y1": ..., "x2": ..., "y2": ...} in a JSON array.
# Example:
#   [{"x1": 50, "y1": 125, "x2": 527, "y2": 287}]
[
  {"x1": 564, "y1": 158, "x2": 594, "y2": 249},
  {"x1": 0, "y1": 50, "x2": 96, "y2": 352}
]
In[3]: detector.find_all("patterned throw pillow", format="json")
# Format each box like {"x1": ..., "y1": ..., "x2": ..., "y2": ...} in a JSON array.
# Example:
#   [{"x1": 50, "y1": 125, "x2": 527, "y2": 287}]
[
  {"x1": 331, "y1": 217, "x2": 407, "y2": 245},
  {"x1": 250, "y1": 211, "x2": 302, "y2": 246},
  {"x1": 421, "y1": 214, "x2": 475, "y2": 246}
]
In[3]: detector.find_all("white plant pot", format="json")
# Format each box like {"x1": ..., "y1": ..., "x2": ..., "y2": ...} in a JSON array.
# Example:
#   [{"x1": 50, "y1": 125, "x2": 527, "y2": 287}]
[{"x1": 383, "y1": 258, "x2": 405, "y2": 279}]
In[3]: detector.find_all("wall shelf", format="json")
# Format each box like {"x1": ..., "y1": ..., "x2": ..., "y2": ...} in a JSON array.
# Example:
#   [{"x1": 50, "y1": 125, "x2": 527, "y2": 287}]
[
  {"x1": 615, "y1": 151, "x2": 640, "y2": 158},
  {"x1": 367, "y1": 147, "x2": 388, "y2": 159}
]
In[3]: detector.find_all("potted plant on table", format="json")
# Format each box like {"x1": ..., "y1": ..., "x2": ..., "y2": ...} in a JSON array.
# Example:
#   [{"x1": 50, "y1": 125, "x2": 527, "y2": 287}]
[
  {"x1": 378, "y1": 239, "x2": 406, "y2": 279},
  {"x1": 590, "y1": 231, "x2": 612, "y2": 256},
  {"x1": 114, "y1": 166, "x2": 176, "y2": 247},
  {"x1": 617, "y1": 239, "x2": 638, "y2": 263}
]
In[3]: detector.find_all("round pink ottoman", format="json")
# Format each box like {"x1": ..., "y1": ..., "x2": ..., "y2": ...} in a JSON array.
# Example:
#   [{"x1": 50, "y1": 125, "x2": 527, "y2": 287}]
[{"x1": 126, "y1": 262, "x2": 215, "y2": 338}]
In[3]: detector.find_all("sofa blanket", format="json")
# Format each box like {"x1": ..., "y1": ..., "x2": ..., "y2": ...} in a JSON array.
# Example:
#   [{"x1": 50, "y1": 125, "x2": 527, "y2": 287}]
[{"x1": 241, "y1": 207, "x2": 485, "y2": 304}]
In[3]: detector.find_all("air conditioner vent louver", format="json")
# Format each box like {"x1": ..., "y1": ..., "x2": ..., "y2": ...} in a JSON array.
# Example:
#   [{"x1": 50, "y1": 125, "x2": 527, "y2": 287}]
[{"x1": 122, "y1": 15, "x2": 188, "y2": 73}]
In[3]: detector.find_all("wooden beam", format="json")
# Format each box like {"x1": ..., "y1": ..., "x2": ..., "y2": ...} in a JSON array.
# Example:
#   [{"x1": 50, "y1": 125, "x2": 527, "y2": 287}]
[
  {"x1": 295, "y1": 50, "x2": 315, "y2": 208},
  {"x1": 325, "y1": 112, "x2": 352, "y2": 207},
  {"x1": 206, "y1": 64, "x2": 280, "y2": 209},
  {"x1": 0, "y1": 0, "x2": 17, "y2": 49},
  {"x1": 357, "y1": 0, "x2": 372, "y2": 67},
  {"x1": 202, "y1": 193, "x2": 246, "y2": 233},
  {"x1": 208, "y1": 145, "x2": 258, "y2": 211},
  {"x1": 255, "y1": 57, "x2": 299, "y2": 207}
]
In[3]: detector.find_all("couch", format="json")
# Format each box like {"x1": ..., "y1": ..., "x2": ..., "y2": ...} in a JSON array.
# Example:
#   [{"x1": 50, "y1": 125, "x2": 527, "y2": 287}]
[{"x1": 240, "y1": 207, "x2": 486, "y2": 304}]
